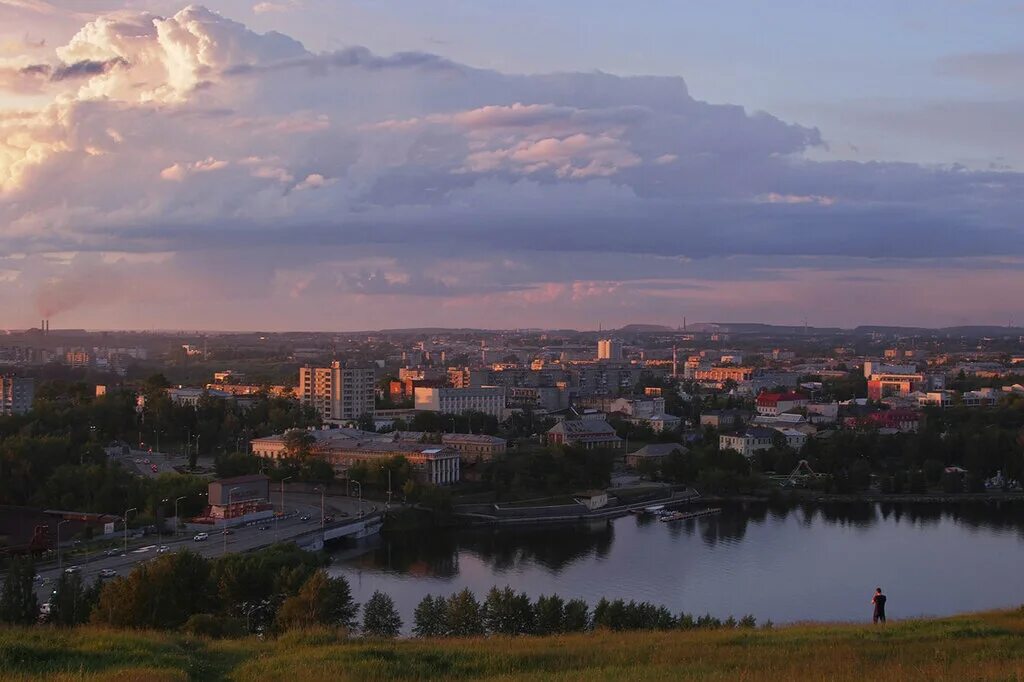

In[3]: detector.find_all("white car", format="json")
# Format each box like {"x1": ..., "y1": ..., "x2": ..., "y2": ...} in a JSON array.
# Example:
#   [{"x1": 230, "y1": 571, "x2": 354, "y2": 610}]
[
  {"x1": 193, "y1": 532, "x2": 209, "y2": 542},
  {"x1": 99, "y1": 568, "x2": 117, "y2": 579},
  {"x1": 157, "y1": 545, "x2": 170, "y2": 553}
]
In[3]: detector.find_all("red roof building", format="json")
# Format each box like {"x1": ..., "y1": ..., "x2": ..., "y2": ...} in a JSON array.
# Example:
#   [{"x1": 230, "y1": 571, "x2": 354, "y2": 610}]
[{"x1": 756, "y1": 392, "x2": 808, "y2": 416}]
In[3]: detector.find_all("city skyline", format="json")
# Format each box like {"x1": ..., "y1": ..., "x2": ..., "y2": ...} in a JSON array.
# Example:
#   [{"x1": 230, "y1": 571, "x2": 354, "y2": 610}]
[{"x1": 2, "y1": 2, "x2": 1023, "y2": 330}]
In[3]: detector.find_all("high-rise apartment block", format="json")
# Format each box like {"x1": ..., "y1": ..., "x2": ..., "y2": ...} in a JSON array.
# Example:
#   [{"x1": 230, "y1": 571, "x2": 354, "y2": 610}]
[
  {"x1": 0, "y1": 376, "x2": 34, "y2": 416},
  {"x1": 298, "y1": 361, "x2": 375, "y2": 422},
  {"x1": 597, "y1": 338, "x2": 622, "y2": 360}
]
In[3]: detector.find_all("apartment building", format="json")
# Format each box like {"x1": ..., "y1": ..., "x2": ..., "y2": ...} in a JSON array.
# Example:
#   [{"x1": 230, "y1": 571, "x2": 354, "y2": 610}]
[
  {"x1": 0, "y1": 376, "x2": 34, "y2": 416},
  {"x1": 694, "y1": 366, "x2": 754, "y2": 383},
  {"x1": 414, "y1": 386, "x2": 506, "y2": 418},
  {"x1": 597, "y1": 339, "x2": 623, "y2": 361},
  {"x1": 298, "y1": 361, "x2": 376, "y2": 422}
]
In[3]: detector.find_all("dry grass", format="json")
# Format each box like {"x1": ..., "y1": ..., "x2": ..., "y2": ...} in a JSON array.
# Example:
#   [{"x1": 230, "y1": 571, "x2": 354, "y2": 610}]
[{"x1": 4, "y1": 609, "x2": 1024, "y2": 681}]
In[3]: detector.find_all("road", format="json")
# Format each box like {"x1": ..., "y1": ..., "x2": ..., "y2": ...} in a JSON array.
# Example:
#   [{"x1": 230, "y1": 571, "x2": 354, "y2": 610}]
[
  {"x1": 32, "y1": 486, "x2": 390, "y2": 605},
  {"x1": 33, "y1": 499, "x2": 344, "y2": 604}
]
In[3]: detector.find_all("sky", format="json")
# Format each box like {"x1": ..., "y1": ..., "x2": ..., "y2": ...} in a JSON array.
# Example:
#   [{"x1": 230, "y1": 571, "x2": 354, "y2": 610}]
[{"x1": 1, "y1": 1, "x2": 1023, "y2": 331}]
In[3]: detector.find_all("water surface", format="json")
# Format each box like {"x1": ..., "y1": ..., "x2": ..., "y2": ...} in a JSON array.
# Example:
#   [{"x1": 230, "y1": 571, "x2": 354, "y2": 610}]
[{"x1": 331, "y1": 502, "x2": 1024, "y2": 628}]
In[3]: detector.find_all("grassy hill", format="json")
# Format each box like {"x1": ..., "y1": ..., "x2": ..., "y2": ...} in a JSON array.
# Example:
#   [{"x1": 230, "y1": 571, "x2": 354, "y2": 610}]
[{"x1": 3, "y1": 608, "x2": 1024, "y2": 681}]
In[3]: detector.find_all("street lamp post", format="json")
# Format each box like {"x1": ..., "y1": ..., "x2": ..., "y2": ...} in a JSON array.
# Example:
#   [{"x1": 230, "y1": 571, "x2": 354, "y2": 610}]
[
  {"x1": 315, "y1": 486, "x2": 325, "y2": 532},
  {"x1": 280, "y1": 476, "x2": 293, "y2": 515},
  {"x1": 224, "y1": 486, "x2": 240, "y2": 554},
  {"x1": 158, "y1": 498, "x2": 168, "y2": 546},
  {"x1": 174, "y1": 496, "x2": 186, "y2": 536},
  {"x1": 123, "y1": 507, "x2": 137, "y2": 554},
  {"x1": 56, "y1": 519, "x2": 70, "y2": 574},
  {"x1": 351, "y1": 480, "x2": 362, "y2": 517}
]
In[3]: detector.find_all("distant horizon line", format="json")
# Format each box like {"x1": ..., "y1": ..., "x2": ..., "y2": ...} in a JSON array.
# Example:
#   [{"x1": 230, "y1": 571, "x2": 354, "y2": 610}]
[{"x1": 5, "y1": 321, "x2": 1024, "y2": 336}]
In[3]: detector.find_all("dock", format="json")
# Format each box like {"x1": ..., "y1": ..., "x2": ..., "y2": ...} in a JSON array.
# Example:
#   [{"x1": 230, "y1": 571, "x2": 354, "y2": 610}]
[{"x1": 659, "y1": 507, "x2": 722, "y2": 522}]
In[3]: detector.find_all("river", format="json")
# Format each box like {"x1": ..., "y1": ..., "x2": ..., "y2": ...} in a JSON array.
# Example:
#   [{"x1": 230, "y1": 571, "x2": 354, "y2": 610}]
[{"x1": 330, "y1": 501, "x2": 1024, "y2": 628}]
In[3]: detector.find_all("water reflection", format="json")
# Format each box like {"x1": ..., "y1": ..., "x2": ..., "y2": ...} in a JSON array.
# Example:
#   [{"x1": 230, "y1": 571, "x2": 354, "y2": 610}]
[
  {"x1": 335, "y1": 501, "x2": 1024, "y2": 624},
  {"x1": 351, "y1": 502, "x2": 1024, "y2": 579},
  {"x1": 349, "y1": 519, "x2": 615, "y2": 577}
]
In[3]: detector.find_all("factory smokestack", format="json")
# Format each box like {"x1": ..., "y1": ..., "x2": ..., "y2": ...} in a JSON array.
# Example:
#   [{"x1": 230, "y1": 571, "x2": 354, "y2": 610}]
[{"x1": 45, "y1": 319, "x2": 49, "y2": 334}]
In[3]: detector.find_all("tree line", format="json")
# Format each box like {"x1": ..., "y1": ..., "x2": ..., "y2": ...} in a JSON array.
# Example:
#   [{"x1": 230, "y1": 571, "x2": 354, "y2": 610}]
[
  {"x1": 411, "y1": 586, "x2": 764, "y2": 637},
  {"x1": 1, "y1": 547, "x2": 763, "y2": 639}
]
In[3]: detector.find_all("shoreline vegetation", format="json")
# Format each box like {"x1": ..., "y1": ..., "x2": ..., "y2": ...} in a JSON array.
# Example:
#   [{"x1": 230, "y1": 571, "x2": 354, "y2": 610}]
[{"x1": 2, "y1": 607, "x2": 1024, "y2": 680}]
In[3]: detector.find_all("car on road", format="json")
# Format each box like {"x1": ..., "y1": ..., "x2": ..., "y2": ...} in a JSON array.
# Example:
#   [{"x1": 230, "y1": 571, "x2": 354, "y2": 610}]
[
  {"x1": 99, "y1": 568, "x2": 117, "y2": 579},
  {"x1": 64, "y1": 566, "x2": 79, "y2": 575},
  {"x1": 258, "y1": 525, "x2": 271, "y2": 531},
  {"x1": 133, "y1": 458, "x2": 142, "y2": 463},
  {"x1": 323, "y1": 515, "x2": 334, "y2": 523},
  {"x1": 150, "y1": 464, "x2": 159, "y2": 473},
  {"x1": 157, "y1": 545, "x2": 170, "y2": 553},
  {"x1": 144, "y1": 458, "x2": 150, "y2": 464},
  {"x1": 221, "y1": 528, "x2": 234, "y2": 535},
  {"x1": 299, "y1": 515, "x2": 310, "y2": 521},
  {"x1": 193, "y1": 532, "x2": 209, "y2": 542}
]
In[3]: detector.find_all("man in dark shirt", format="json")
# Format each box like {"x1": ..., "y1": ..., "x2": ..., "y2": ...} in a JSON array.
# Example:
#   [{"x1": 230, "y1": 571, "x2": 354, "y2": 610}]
[{"x1": 871, "y1": 587, "x2": 887, "y2": 624}]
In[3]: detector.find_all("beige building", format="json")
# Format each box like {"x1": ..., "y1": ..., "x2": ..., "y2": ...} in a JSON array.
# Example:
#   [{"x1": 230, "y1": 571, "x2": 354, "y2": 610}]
[
  {"x1": 597, "y1": 338, "x2": 622, "y2": 361},
  {"x1": 393, "y1": 431, "x2": 507, "y2": 462},
  {"x1": 299, "y1": 361, "x2": 376, "y2": 422},
  {"x1": 719, "y1": 427, "x2": 776, "y2": 457},
  {"x1": 251, "y1": 429, "x2": 460, "y2": 485},
  {"x1": 694, "y1": 366, "x2": 754, "y2": 383}
]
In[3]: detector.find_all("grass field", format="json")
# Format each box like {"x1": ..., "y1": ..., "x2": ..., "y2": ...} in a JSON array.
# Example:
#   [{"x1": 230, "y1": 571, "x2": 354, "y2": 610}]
[{"x1": 4, "y1": 608, "x2": 1024, "y2": 681}]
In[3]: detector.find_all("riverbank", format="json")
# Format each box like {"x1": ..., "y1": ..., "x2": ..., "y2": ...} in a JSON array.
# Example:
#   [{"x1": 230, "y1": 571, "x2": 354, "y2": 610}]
[
  {"x1": 4, "y1": 607, "x2": 1024, "y2": 680},
  {"x1": 702, "y1": 489, "x2": 1024, "y2": 504}
]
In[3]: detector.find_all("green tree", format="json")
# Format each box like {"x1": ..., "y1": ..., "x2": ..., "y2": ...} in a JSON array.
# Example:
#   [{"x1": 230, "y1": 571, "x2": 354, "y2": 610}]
[
  {"x1": 533, "y1": 594, "x2": 565, "y2": 635},
  {"x1": 91, "y1": 550, "x2": 212, "y2": 629},
  {"x1": 276, "y1": 570, "x2": 358, "y2": 630},
  {"x1": 562, "y1": 598, "x2": 590, "y2": 632},
  {"x1": 282, "y1": 430, "x2": 316, "y2": 459},
  {"x1": 445, "y1": 589, "x2": 484, "y2": 637},
  {"x1": 0, "y1": 556, "x2": 38, "y2": 625},
  {"x1": 48, "y1": 572, "x2": 100, "y2": 627},
  {"x1": 483, "y1": 585, "x2": 534, "y2": 635},
  {"x1": 362, "y1": 590, "x2": 402, "y2": 638},
  {"x1": 412, "y1": 594, "x2": 447, "y2": 637}
]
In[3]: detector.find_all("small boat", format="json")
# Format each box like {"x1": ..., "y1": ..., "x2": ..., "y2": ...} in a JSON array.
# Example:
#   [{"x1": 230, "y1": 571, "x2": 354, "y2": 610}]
[{"x1": 641, "y1": 505, "x2": 666, "y2": 515}]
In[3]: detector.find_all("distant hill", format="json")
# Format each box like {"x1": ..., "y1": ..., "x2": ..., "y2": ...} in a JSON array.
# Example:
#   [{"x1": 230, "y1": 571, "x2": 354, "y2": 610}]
[{"x1": 616, "y1": 324, "x2": 676, "y2": 333}]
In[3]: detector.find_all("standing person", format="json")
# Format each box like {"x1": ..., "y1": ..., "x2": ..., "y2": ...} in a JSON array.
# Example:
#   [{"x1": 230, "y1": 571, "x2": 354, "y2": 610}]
[{"x1": 871, "y1": 587, "x2": 887, "y2": 624}]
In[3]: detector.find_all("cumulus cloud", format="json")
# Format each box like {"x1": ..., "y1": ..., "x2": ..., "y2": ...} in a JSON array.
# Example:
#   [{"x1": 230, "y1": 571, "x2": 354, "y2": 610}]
[{"x1": 0, "y1": 4, "x2": 1021, "y2": 328}]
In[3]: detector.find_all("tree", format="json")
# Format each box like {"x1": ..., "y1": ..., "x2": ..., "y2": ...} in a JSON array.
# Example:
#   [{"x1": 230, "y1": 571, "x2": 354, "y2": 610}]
[
  {"x1": 48, "y1": 573, "x2": 100, "y2": 627},
  {"x1": 533, "y1": 594, "x2": 565, "y2": 635},
  {"x1": 362, "y1": 590, "x2": 402, "y2": 638},
  {"x1": 356, "y1": 413, "x2": 377, "y2": 432},
  {"x1": 91, "y1": 550, "x2": 212, "y2": 629},
  {"x1": 276, "y1": 570, "x2": 358, "y2": 630},
  {"x1": 282, "y1": 429, "x2": 316, "y2": 459},
  {"x1": 413, "y1": 594, "x2": 447, "y2": 637},
  {"x1": 0, "y1": 556, "x2": 38, "y2": 625},
  {"x1": 483, "y1": 585, "x2": 533, "y2": 636},
  {"x1": 563, "y1": 598, "x2": 590, "y2": 632},
  {"x1": 299, "y1": 457, "x2": 335, "y2": 484},
  {"x1": 445, "y1": 589, "x2": 484, "y2": 637}
]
